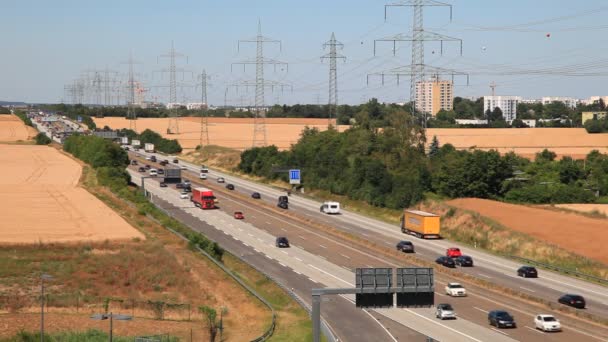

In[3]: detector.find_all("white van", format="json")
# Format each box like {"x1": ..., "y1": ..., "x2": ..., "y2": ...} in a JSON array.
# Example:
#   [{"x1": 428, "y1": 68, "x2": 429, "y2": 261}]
[
  {"x1": 149, "y1": 169, "x2": 158, "y2": 176},
  {"x1": 320, "y1": 201, "x2": 340, "y2": 214}
]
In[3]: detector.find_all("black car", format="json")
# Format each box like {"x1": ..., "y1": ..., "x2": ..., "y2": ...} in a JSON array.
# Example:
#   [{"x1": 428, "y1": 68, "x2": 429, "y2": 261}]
[
  {"x1": 160, "y1": 182, "x2": 168, "y2": 187},
  {"x1": 150, "y1": 156, "x2": 157, "y2": 162},
  {"x1": 558, "y1": 294, "x2": 586, "y2": 309},
  {"x1": 157, "y1": 169, "x2": 164, "y2": 175},
  {"x1": 488, "y1": 310, "x2": 516, "y2": 328},
  {"x1": 278, "y1": 195, "x2": 288, "y2": 204},
  {"x1": 138, "y1": 167, "x2": 145, "y2": 172},
  {"x1": 455, "y1": 255, "x2": 474, "y2": 267},
  {"x1": 277, "y1": 201, "x2": 288, "y2": 209},
  {"x1": 173, "y1": 159, "x2": 179, "y2": 163},
  {"x1": 396, "y1": 240, "x2": 415, "y2": 253},
  {"x1": 275, "y1": 237, "x2": 290, "y2": 248},
  {"x1": 226, "y1": 184, "x2": 235, "y2": 190},
  {"x1": 159, "y1": 160, "x2": 168, "y2": 166},
  {"x1": 252, "y1": 192, "x2": 261, "y2": 199},
  {"x1": 131, "y1": 160, "x2": 138, "y2": 165},
  {"x1": 144, "y1": 164, "x2": 151, "y2": 170},
  {"x1": 517, "y1": 266, "x2": 538, "y2": 278},
  {"x1": 435, "y1": 256, "x2": 456, "y2": 268}
]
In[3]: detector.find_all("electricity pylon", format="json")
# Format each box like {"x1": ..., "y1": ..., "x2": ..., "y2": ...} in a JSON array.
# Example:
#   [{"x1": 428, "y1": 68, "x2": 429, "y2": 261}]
[
  {"x1": 157, "y1": 41, "x2": 189, "y2": 134},
  {"x1": 321, "y1": 32, "x2": 346, "y2": 128}
]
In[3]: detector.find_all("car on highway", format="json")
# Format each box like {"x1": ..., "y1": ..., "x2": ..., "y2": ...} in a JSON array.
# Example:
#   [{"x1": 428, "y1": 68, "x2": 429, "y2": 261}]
[
  {"x1": 435, "y1": 304, "x2": 456, "y2": 320},
  {"x1": 131, "y1": 160, "x2": 138, "y2": 165},
  {"x1": 234, "y1": 211, "x2": 244, "y2": 219},
  {"x1": 277, "y1": 201, "x2": 288, "y2": 209},
  {"x1": 226, "y1": 184, "x2": 235, "y2": 190},
  {"x1": 445, "y1": 282, "x2": 466, "y2": 297},
  {"x1": 275, "y1": 237, "x2": 290, "y2": 248},
  {"x1": 180, "y1": 165, "x2": 187, "y2": 170},
  {"x1": 157, "y1": 169, "x2": 164, "y2": 175},
  {"x1": 396, "y1": 240, "x2": 415, "y2": 253},
  {"x1": 488, "y1": 310, "x2": 516, "y2": 329},
  {"x1": 278, "y1": 195, "x2": 289, "y2": 204},
  {"x1": 138, "y1": 167, "x2": 146, "y2": 173},
  {"x1": 517, "y1": 266, "x2": 538, "y2": 278},
  {"x1": 200, "y1": 172, "x2": 208, "y2": 180},
  {"x1": 217, "y1": 177, "x2": 225, "y2": 183},
  {"x1": 145, "y1": 156, "x2": 151, "y2": 161},
  {"x1": 446, "y1": 247, "x2": 462, "y2": 258},
  {"x1": 455, "y1": 255, "x2": 474, "y2": 267},
  {"x1": 201, "y1": 165, "x2": 209, "y2": 173},
  {"x1": 534, "y1": 314, "x2": 561, "y2": 332},
  {"x1": 149, "y1": 169, "x2": 158, "y2": 176},
  {"x1": 251, "y1": 192, "x2": 261, "y2": 199},
  {"x1": 179, "y1": 191, "x2": 189, "y2": 199},
  {"x1": 144, "y1": 164, "x2": 151, "y2": 170},
  {"x1": 160, "y1": 160, "x2": 168, "y2": 166},
  {"x1": 176, "y1": 183, "x2": 185, "y2": 189},
  {"x1": 173, "y1": 158, "x2": 179, "y2": 163},
  {"x1": 558, "y1": 294, "x2": 586, "y2": 309},
  {"x1": 160, "y1": 182, "x2": 167, "y2": 187},
  {"x1": 435, "y1": 256, "x2": 456, "y2": 268},
  {"x1": 150, "y1": 156, "x2": 156, "y2": 162}
]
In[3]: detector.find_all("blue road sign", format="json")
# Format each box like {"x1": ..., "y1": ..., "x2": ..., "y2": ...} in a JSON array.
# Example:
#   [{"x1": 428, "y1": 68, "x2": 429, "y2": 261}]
[
  {"x1": 289, "y1": 169, "x2": 301, "y2": 185},
  {"x1": 77, "y1": 116, "x2": 82, "y2": 123}
]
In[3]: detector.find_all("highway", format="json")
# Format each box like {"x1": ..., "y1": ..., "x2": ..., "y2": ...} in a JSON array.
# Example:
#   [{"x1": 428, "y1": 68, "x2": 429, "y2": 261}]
[{"x1": 128, "y1": 153, "x2": 608, "y2": 342}]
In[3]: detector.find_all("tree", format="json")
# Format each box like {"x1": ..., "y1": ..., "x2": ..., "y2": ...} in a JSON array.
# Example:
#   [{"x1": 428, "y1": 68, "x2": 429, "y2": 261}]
[
  {"x1": 429, "y1": 136, "x2": 440, "y2": 158},
  {"x1": 584, "y1": 119, "x2": 604, "y2": 133},
  {"x1": 489, "y1": 107, "x2": 504, "y2": 122},
  {"x1": 511, "y1": 119, "x2": 528, "y2": 128},
  {"x1": 35, "y1": 133, "x2": 52, "y2": 145},
  {"x1": 535, "y1": 149, "x2": 557, "y2": 163},
  {"x1": 558, "y1": 157, "x2": 584, "y2": 184},
  {"x1": 199, "y1": 306, "x2": 219, "y2": 342}
]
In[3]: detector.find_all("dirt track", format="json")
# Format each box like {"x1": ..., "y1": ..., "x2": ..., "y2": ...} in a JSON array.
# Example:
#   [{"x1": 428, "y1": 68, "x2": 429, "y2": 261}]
[
  {"x1": 0, "y1": 115, "x2": 37, "y2": 141},
  {"x1": 427, "y1": 128, "x2": 608, "y2": 159},
  {"x1": 0, "y1": 145, "x2": 144, "y2": 243},
  {"x1": 447, "y1": 198, "x2": 608, "y2": 264},
  {"x1": 554, "y1": 204, "x2": 608, "y2": 217},
  {"x1": 94, "y1": 117, "x2": 348, "y2": 150}
]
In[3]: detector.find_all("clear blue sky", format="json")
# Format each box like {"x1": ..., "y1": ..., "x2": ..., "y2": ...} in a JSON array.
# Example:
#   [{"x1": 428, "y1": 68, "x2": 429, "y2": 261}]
[{"x1": 2, "y1": 0, "x2": 608, "y2": 105}]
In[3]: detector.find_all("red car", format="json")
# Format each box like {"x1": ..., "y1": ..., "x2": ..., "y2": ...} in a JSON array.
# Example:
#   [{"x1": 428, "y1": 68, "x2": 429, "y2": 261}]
[
  {"x1": 446, "y1": 247, "x2": 462, "y2": 258},
  {"x1": 234, "y1": 211, "x2": 244, "y2": 220}
]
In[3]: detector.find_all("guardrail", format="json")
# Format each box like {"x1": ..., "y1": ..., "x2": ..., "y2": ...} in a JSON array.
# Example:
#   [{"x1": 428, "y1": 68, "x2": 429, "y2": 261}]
[{"x1": 510, "y1": 255, "x2": 608, "y2": 286}]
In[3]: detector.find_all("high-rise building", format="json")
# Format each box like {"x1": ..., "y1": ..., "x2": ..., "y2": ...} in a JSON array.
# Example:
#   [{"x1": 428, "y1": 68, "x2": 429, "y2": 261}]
[
  {"x1": 415, "y1": 77, "x2": 454, "y2": 116},
  {"x1": 541, "y1": 96, "x2": 578, "y2": 109},
  {"x1": 483, "y1": 96, "x2": 521, "y2": 122}
]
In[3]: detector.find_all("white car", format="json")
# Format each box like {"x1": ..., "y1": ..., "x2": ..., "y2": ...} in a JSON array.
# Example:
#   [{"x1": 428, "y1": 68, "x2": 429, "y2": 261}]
[
  {"x1": 179, "y1": 191, "x2": 189, "y2": 199},
  {"x1": 200, "y1": 173, "x2": 208, "y2": 180},
  {"x1": 534, "y1": 314, "x2": 561, "y2": 332},
  {"x1": 149, "y1": 169, "x2": 158, "y2": 176},
  {"x1": 445, "y1": 283, "x2": 467, "y2": 297},
  {"x1": 435, "y1": 303, "x2": 456, "y2": 320},
  {"x1": 145, "y1": 156, "x2": 151, "y2": 161},
  {"x1": 320, "y1": 201, "x2": 341, "y2": 214}
]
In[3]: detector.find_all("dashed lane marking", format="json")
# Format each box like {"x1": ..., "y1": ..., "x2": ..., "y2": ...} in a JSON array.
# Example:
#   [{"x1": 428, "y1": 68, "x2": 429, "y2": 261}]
[
  {"x1": 491, "y1": 328, "x2": 509, "y2": 336},
  {"x1": 473, "y1": 307, "x2": 488, "y2": 313}
]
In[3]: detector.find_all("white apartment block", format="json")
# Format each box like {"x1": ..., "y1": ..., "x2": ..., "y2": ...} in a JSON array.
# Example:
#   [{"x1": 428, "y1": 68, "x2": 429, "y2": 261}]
[
  {"x1": 581, "y1": 96, "x2": 608, "y2": 106},
  {"x1": 541, "y1": 96, "x2": 578, "y2": 108},
  {"x1": 483, "y1": 96, "x2": 521, "y2": 122},
  {"x1": 415, "y1": 77, "x2": 454, "y2": 116}
]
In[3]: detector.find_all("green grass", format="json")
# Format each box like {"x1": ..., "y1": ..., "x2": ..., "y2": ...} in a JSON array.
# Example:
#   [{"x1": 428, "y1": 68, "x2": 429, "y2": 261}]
[{"x1": 0, "y1": 329, "x2": 180, "y2": 342}]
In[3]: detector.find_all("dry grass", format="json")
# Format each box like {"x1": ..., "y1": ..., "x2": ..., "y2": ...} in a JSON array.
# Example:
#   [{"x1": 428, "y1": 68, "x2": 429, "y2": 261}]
[{"x1": 0, "y1": 115, "x2": 37, "y2": 142}]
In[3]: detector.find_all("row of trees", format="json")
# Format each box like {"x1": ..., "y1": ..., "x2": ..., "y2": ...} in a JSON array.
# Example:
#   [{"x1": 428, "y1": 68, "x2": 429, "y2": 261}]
[
  {"x1": 113, "y1": 128, "x2": 182, "y2": 154},
  {"x1": 238, "y1": 100, "x2": 607, "y2": 209},
  {"x1": 584, "y1": 116, "x2": 608, "y2": 133},
  {"x1": 0, "y1": 106, "x2": 10, "y2": 114}
]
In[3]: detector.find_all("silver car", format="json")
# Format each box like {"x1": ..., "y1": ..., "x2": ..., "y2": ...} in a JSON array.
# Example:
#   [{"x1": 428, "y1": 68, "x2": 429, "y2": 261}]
[{"x1": 436, "y1": 303, "x2": 456, "y2": 320}]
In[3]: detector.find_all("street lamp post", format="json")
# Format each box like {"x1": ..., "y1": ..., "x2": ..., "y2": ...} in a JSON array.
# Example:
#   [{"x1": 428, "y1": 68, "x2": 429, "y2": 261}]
[{"x1": 40, "y1": 274, "x2": 53, "y2": 342}]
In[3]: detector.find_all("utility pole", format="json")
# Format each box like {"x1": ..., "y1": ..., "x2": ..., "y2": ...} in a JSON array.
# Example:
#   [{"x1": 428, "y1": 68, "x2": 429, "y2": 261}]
[
  {"x1": 321, "y1": 32, "x2": 346, "y2": 128},
  {"x1": 231, "y1": 20, "x2": 291, "y2": 147},
  {"x1": 123, "y1": 51, "x2": 140, "y2": 131},
  {"x1": 157, "y1": 41, "x2": 189, "y2": 135},
  {"x1": 369, "y1": 0, "x2": 468, "y2": 129}
]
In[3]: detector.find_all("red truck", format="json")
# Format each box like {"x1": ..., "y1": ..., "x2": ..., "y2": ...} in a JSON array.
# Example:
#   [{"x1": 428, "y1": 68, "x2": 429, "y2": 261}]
[{"x1": 191, "y1": 187, "x2": 216, "y2": 209}]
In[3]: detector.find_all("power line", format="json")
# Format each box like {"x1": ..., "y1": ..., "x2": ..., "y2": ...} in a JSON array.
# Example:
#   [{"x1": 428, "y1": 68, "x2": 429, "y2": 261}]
[{"x1": 321, "y1": 32, "x2": 346, "y2": 127}]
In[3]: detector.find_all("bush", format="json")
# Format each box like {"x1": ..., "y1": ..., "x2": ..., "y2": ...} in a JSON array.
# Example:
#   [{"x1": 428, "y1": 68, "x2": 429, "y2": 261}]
[
  {"x1": 14, "y1": 111, "x2": 33, "y2": 126},
  {"x1": 34, "y1": 133, "x2": 52, "y2": 145}
]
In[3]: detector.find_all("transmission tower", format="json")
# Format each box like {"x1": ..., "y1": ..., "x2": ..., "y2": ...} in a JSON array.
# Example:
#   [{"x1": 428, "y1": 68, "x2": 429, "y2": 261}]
[
  {"x1": 157, "y1": 41, "x2": 189, "y2": 135},
  {"x1": 321, "y1": 32, "x2": 346, "y2": 127},
  {"x1": 231, "y1": 20, "x2": 290, "y2": 147},
  {"x1": 368, "y1": 0, "x2": 468, "y2": 128},
  {"x1": 197, "y1": 69, "x2": 211, "y2": 149},
  {"x1": 122, "y1": 52, "x2": 142, "y2": 131}
]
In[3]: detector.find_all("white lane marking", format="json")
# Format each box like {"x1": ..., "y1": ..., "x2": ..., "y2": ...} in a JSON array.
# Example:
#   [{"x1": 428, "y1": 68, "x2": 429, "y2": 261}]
[
  {"x1": 473, "y1": 307, "x2": 488, "y2": 313},
  {"x1": 434, "y1": 292, "x2": 445, "y2": 297},
  {"x1": 281, "y1": 250, "x2": 289, "y2": 255},
  {"x1": 308, "y1": 264, "x2": 351, "y2": 286},
  {"x1": 265, "y1": 255, "x2": 272, "y2": 260},
  {"x1": 341, "y1": 266, "x2": 351, "y2": 271},
  {"x1": 281, "y1": 228, "x2": 287, "y2": 232},
  {"x1": 361, "y1": 232, "x2": 370, "y2": 237},
  {"x1": 257, "y1": 238, "x2": 264, "y2": 242},
  {"x1": 294, "y1": 271, "x2": 302, "y2": 275},
  {"x1": 318, "y1": 255, "x2": 327, "y2": 260},
  {"x1": 238, "y1": 228, "x2": 243, "y2": 232},
  {"x1": 295, "y1": 257, "x2": 303, "y2": 262},
  {"x1": 232, "y1": 236, "x2": 239, "y2": 240},
  {"x1": 279, "y1": 262, "x2": 287, "y2": 268},
  {"x1": 340, "y1": 254, "x2": 351, "y2": 259},
  {"x1": 251, "y1": 215, "x2": 256, "y2": 218},
  {"x1": 308, "y1": 277, "x2": 315, "y2": 282},
  {"x1": 243, "y1": 242, "x2": 249, "y2": 247},
  {"x1": 525, "y1": 326, "x2": 544, "y2": 334},
  {"x1": 491, "y1": 328, "x2": 509, "y2": 336},
  {"x1": 519, "y1": 286, "x2": 536, "y2": 293},
  {"x1": 248, "y1": 233, "x2": 254, "y2": 237},
  {"x1": 367, "y1": 265, "x2": 374, "y2": 268},
  {"x1": 319, "y1": 244, "x2": 327, "y2": 249},
  {"x1": 253, "y1": 248, "x2": 259, "y2": 252},
  {"x1": 404, "y1": 309, "x2": 484, "y2": 342},
  {"x1": 298, "y1": 235, "x2": 307, "y2": 240},
  {"x1": 266, "y1": 221, "x2": 272, "y2": 225},
  {"x1": 361, "y1": 309, "x2": 398, "y2": 342},
  {"x1": 478, "y1": 273, "x2": 492, "y2": 279},
  {"x1": 384, "y1": 242, "x2": 392, "y2": 245}
]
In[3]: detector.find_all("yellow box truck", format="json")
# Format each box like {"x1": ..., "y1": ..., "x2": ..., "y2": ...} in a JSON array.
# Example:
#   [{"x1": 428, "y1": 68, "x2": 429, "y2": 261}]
[{"x1": 400, "y1": 210, "x2": 441, "y2": 239}]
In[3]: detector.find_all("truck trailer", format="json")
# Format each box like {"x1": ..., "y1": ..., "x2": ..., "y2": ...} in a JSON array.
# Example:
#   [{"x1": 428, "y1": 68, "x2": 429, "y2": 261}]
[
  {"x1": 144, "y1": 143, "x2": 155, "y2": 153},
  {"x1": 400, "y1": 210, "x2": 441, "y2": 239},
  {"x1": 191, "y1": 187, "x2": 216, "y2": 209}
]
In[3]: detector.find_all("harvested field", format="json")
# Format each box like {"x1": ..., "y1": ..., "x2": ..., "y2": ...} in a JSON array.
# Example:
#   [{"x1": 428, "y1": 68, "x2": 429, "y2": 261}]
[
  {"x1": 0, "y1": 114, "x2": 37, "y2": 141},
  {"x1": 426, "y1": 128, "x2": 608, "y2": 159},
  {"x1": 0, "y1": 145, "x2": 144, "y2": 243},
  {"x1": 553, "y1": 204, "x2": 608, "y2": 217},
  {"x1": 447, "y1": 198, "x2": 608, "y2": 265},
  {"x1": 94, "y1": 117, "x2": 348, "y2": 150}
]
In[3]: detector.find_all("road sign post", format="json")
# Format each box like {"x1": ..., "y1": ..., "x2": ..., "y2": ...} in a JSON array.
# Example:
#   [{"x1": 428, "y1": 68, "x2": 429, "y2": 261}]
[{"x1": 289, "y1": 169, "x2": 301, "y2": 185}]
